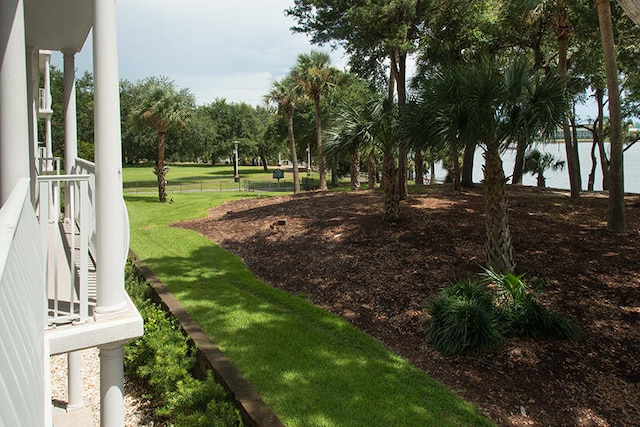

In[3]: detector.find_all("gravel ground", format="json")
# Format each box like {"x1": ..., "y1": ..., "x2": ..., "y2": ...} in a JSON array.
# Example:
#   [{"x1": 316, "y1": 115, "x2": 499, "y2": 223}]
[{"x1": 50, "y1": 348, "x2": 155, "y2": 426}]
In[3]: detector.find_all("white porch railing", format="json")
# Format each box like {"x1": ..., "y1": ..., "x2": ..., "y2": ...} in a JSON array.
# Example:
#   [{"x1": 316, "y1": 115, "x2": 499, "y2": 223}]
[
  {"x1": 37, "y1": 155, "x2": 60, "y2": 175},
  {"x1": 37, "y1": 167, "x2": 94, "y2": 326},
  {"x1": 38, "y1": 87, "x2": 52, "y2": 113},
  {"x1": 72, "y1": 158, "x2": 97, "y2": 257}
]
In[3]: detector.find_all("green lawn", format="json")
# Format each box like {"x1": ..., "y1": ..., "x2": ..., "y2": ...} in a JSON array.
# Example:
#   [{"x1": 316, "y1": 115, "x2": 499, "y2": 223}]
[
  {"x1": 124, "y1": 172, "x2": 493, "y2": 426},
  {"x1": 123, "y1": 163, "x2": 320, "y2": 193}
]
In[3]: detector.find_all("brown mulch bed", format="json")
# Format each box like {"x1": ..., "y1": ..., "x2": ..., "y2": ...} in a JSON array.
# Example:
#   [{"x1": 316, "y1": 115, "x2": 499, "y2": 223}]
[{"x1": 176, "y1": 185, "x2": 640, "y2": 427}]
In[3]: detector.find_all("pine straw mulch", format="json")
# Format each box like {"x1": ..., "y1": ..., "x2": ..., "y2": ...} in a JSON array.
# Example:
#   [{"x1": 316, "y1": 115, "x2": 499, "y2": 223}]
[{"x1": 176, "y1": 185, "x2": 640, "y2": 427}]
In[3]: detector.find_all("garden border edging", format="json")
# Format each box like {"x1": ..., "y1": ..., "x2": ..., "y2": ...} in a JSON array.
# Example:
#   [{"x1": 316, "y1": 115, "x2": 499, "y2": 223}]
[{"x1": 130, "y1": 251, "x2": 285, "y2": 427}]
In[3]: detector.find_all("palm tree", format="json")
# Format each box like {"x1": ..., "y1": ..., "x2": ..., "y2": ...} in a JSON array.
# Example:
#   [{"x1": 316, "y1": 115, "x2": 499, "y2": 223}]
[
  {"x1": 131, "y1": 77, "x2": 194, "y2": 202},
  {"x1": 291, "y1": 51, "x2": 341, "y2": 191},
  {"x1": 329, "y1": 94, "x2": 400, "y2": 221},
  {"x1": 408, "y1": 58, "x2": 566, "y2": 272},
  {"x1": 524, "y1": 148, "x2": 565, "y2": 187},
  {"x1": 264, "y1": 77, "x2": 301, "y2": 193}
]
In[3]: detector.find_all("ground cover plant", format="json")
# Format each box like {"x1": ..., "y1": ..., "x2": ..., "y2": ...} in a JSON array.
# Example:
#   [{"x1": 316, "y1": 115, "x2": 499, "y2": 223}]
[
  {"x1": 124, "y1": 189, "x2": 493, "y2": 427},
  {"x1": 427, "y1": 270, "x2": 583, "y2": 356},
  {"x1": 180, "y1": 186, "x2": 640, "y2": 426},
  {"x1": 124, "y1": 262, "x2": 243, "y2": 426}
]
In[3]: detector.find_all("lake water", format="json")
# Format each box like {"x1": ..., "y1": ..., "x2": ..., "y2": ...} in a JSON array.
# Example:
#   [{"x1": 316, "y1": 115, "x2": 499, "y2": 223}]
[{"x1": 432, "y1": 142, "x2": 640, "y2": 194}]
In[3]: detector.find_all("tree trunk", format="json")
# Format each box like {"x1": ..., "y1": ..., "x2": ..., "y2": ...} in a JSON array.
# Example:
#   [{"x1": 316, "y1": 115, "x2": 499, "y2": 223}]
[
  {"x1": 314, "y1": 95, "x2": 328, "y2": 191},
  {"x1": 453, "y1": 151, "x2": 461, "y2": 191},
  {"x1": 261, "y1": 156, "x2": 269, "y2": 172},
  {"x1": 430, "y1": 160, "x2": 436, "y2": 186},
  {"x1": 596, "y1": 0, "x2": 626, "y2": 233},
  {"x1": 537, "y1": 172, "x2": 546, "y2": 188},
  {"x1": 556, "y1": 7, "x2": 582, "y2": 198},
  {"x1": 483, "y1": 144, "x2": 515, "y2": 273},
  {"x1": 286, "y1": 112, "x2": 301, "y2": 193},
  {"x1": 588, "y1": 140, "x2": 597, "y2": 191},
  {"x1": 368, "y1": 155, "x2": 377, "y2": 189},
  {"x1": 511, "y1": 134, "x2": 527, "y2": 185},
  {"x1": 383, "y1": 150, "x2": 400, "y2": 222},
  {"x1": 350, "y1": 150, "x2": 360, "y2": 190},
  {"x1": 462, "y1": 141, "x2": 475, "y2": 188},
  {"x1": 414, "y1": 150, "x2": 424, "y2": 187},
  {"x1": 595, "y1": 87, "x2": 610, "y2": 190},
  {"x1": 154, "y1": 130, "x2": 167, "y2": 203},
  {"x1": 331, "y1": 153, "x2": 338, "y2": 187},
  {"x1": 392, "y1": 49, "x2": 409, "y2": 200},
  {"x1": 618, "y1": 0, "x2": 640, "y2": 26}
]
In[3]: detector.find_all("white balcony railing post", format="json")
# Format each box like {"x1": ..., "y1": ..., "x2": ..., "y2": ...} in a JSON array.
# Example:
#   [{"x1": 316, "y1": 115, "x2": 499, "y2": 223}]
[{"x1": 36, "y1": 173, "x2": 92, "y2": 326}]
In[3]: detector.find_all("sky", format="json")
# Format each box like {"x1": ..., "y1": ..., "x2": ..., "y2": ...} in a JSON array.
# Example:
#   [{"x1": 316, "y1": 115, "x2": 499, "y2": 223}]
[
  {"x1": 50, "y1": 0, "x2": 598, "y2": 118},
  {"x1": 51, "y1": 0, "x2": 347, "y2": 107}
]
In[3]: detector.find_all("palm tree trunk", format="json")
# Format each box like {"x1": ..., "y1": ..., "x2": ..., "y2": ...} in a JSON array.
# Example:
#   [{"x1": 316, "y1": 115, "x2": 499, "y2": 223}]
[
  {"x1": 368, "y1": 155, "x2": 377, "y2": 190},
  {"x1": 453, "y1": 151, "x2": 461, "y2": 191},
  {"x1": 537, "y1": 172, "x2": 546, "y2": 188},
  {"x1": 331, "y1": 154, "x2": 338, "y2": 187},
  {"x1": 383, "y1": 150, "x2": 399, "y2": 222},
  {"x1": 414, "y1": 150, "x2": 424, "y2": 187},
  {"x1": 462, "y1": 141, "x2": 475, "y2": 188},
  {"x1": 154, "y1": 130, "x2": 167, "y2": 203},
  {"x1": 596, "y1": 0, "x2": 626, "y2": 233},
  {"x1": 483, "y1": 144, "x2": 515, "y2": 273},
  {"x1": 350, "y1": 150, "x2": 361, "y2": 190},
  {"x1": 286, "y1": 112, "x2": 301, "y2": 193},
  {"x1": 314, "y1": 96, "x2": 328, "y2": 191},
  {"x1": 511, "y1": 134, "x2": 527, "y2": 185}
]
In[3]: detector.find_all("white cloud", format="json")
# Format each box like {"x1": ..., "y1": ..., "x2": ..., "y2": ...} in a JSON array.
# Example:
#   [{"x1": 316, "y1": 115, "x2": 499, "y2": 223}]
[{"x1": 52, "y1": 0, "x2": 346, "y2": 107}]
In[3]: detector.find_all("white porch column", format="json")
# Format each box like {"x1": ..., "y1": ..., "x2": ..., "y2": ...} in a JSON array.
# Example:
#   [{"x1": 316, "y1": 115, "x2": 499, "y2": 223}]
[
  {"x1": 0, "y1": 0, "x2": 30, "y2": 205},
  {"x1": 43, "y1": 52, "x2": 53, "y2": 161},
  {"x1": 93, "y1": 0, "x2": 126, "y2": 314},
  {"x1": 64, "y1": 51, "x2": 83, "y2": 411},
  {"x1": 67, "y1": 351, "x2": 84, "y2": 410},
  {"x1": 93, "y1": 0, "x2": 127, "y2": 425},
  {"x1": 64, "y1": 51, "x2": 78, "y2": 218},
  {"x1": 99, "y1": 344, "x2": 125, "y2": 426},
  {"x1": 26, "y1": 47, "x2": 38, "y2": 200}
]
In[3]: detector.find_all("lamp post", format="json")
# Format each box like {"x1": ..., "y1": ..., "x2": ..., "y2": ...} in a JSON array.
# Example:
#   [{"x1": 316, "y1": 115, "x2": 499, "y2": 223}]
[
  {"x1": 306, "y1": 145, "x2": 311, "y2": 176},
  {"x1": 233, "y1": 141, "x2": 240, "y2": 182}
]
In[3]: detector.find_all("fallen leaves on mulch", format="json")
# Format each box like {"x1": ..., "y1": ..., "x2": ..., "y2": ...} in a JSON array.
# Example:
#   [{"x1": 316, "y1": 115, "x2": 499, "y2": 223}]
[{"x1": 176, "y1": 185, "x2": 640, "y2": 427}]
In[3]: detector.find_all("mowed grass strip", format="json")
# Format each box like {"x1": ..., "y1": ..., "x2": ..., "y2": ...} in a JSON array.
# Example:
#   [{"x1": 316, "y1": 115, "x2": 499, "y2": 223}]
[{"x1": 125, "y1": 190, "x2": 493, "y2": 427}]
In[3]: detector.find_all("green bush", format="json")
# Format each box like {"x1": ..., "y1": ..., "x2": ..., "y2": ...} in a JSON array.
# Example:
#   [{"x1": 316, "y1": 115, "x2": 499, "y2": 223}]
[
  {"x1": 480, "y1": 268, "x2": 583, "y2": 340},
  {"x1": 428, "y1": 279, "x2": 502, "y2": 356},
  {"x1": 427, "y1": 271, "x2": 583, "y2": 356},
  {"x1": 124, "y1": 262, "x2": 243, "y2": 426},
  {"x1": 160, "y1": 373, "x2": 242, "y2": 426}
]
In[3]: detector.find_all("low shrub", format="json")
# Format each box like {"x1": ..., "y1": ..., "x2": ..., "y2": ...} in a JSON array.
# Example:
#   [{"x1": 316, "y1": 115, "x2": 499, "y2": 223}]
[
  {"x1": 428, "y1": 279, "x2": 502, "y2": 356},
  {"x1": 480, "y1": 268, "x2": 584, "y2": 340},
  {"x1": 124, "y1": 263, "x2": 243, "y2": 426},
  {"x1": 427, "y1": 270, "x2": 583, "y2": 356}
]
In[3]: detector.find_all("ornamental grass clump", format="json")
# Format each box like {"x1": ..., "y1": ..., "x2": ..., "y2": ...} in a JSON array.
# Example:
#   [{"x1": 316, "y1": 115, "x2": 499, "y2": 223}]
[
  {"x1": 428, "y1": 279, "x2": 503, "y2": 356},
  {"x1": 428, "y1": 270, "x2": 583, "y2": 356}
]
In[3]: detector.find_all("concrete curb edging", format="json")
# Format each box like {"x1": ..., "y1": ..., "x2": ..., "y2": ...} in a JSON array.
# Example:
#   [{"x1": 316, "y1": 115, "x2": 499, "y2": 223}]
[{"x1": 129, "y1": 252, "x2": 285, "y2": 427}]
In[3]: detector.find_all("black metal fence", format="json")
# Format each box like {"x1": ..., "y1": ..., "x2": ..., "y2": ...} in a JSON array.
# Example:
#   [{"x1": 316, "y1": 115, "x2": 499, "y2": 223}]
[{"x1": 124, "y1": 178, "x2": 318, "y2": 194}]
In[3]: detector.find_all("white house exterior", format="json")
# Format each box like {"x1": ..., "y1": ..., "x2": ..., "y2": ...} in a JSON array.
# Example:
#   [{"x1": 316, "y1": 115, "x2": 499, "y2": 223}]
[{"x1": 0, "y1": 1, "x2": 143, "y2": 426}]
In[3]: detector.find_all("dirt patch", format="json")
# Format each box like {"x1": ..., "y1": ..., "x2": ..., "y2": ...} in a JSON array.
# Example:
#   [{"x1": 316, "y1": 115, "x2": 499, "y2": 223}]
[{"x1": 176, "y1": 186, "x2": 640, "y2": 427}]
